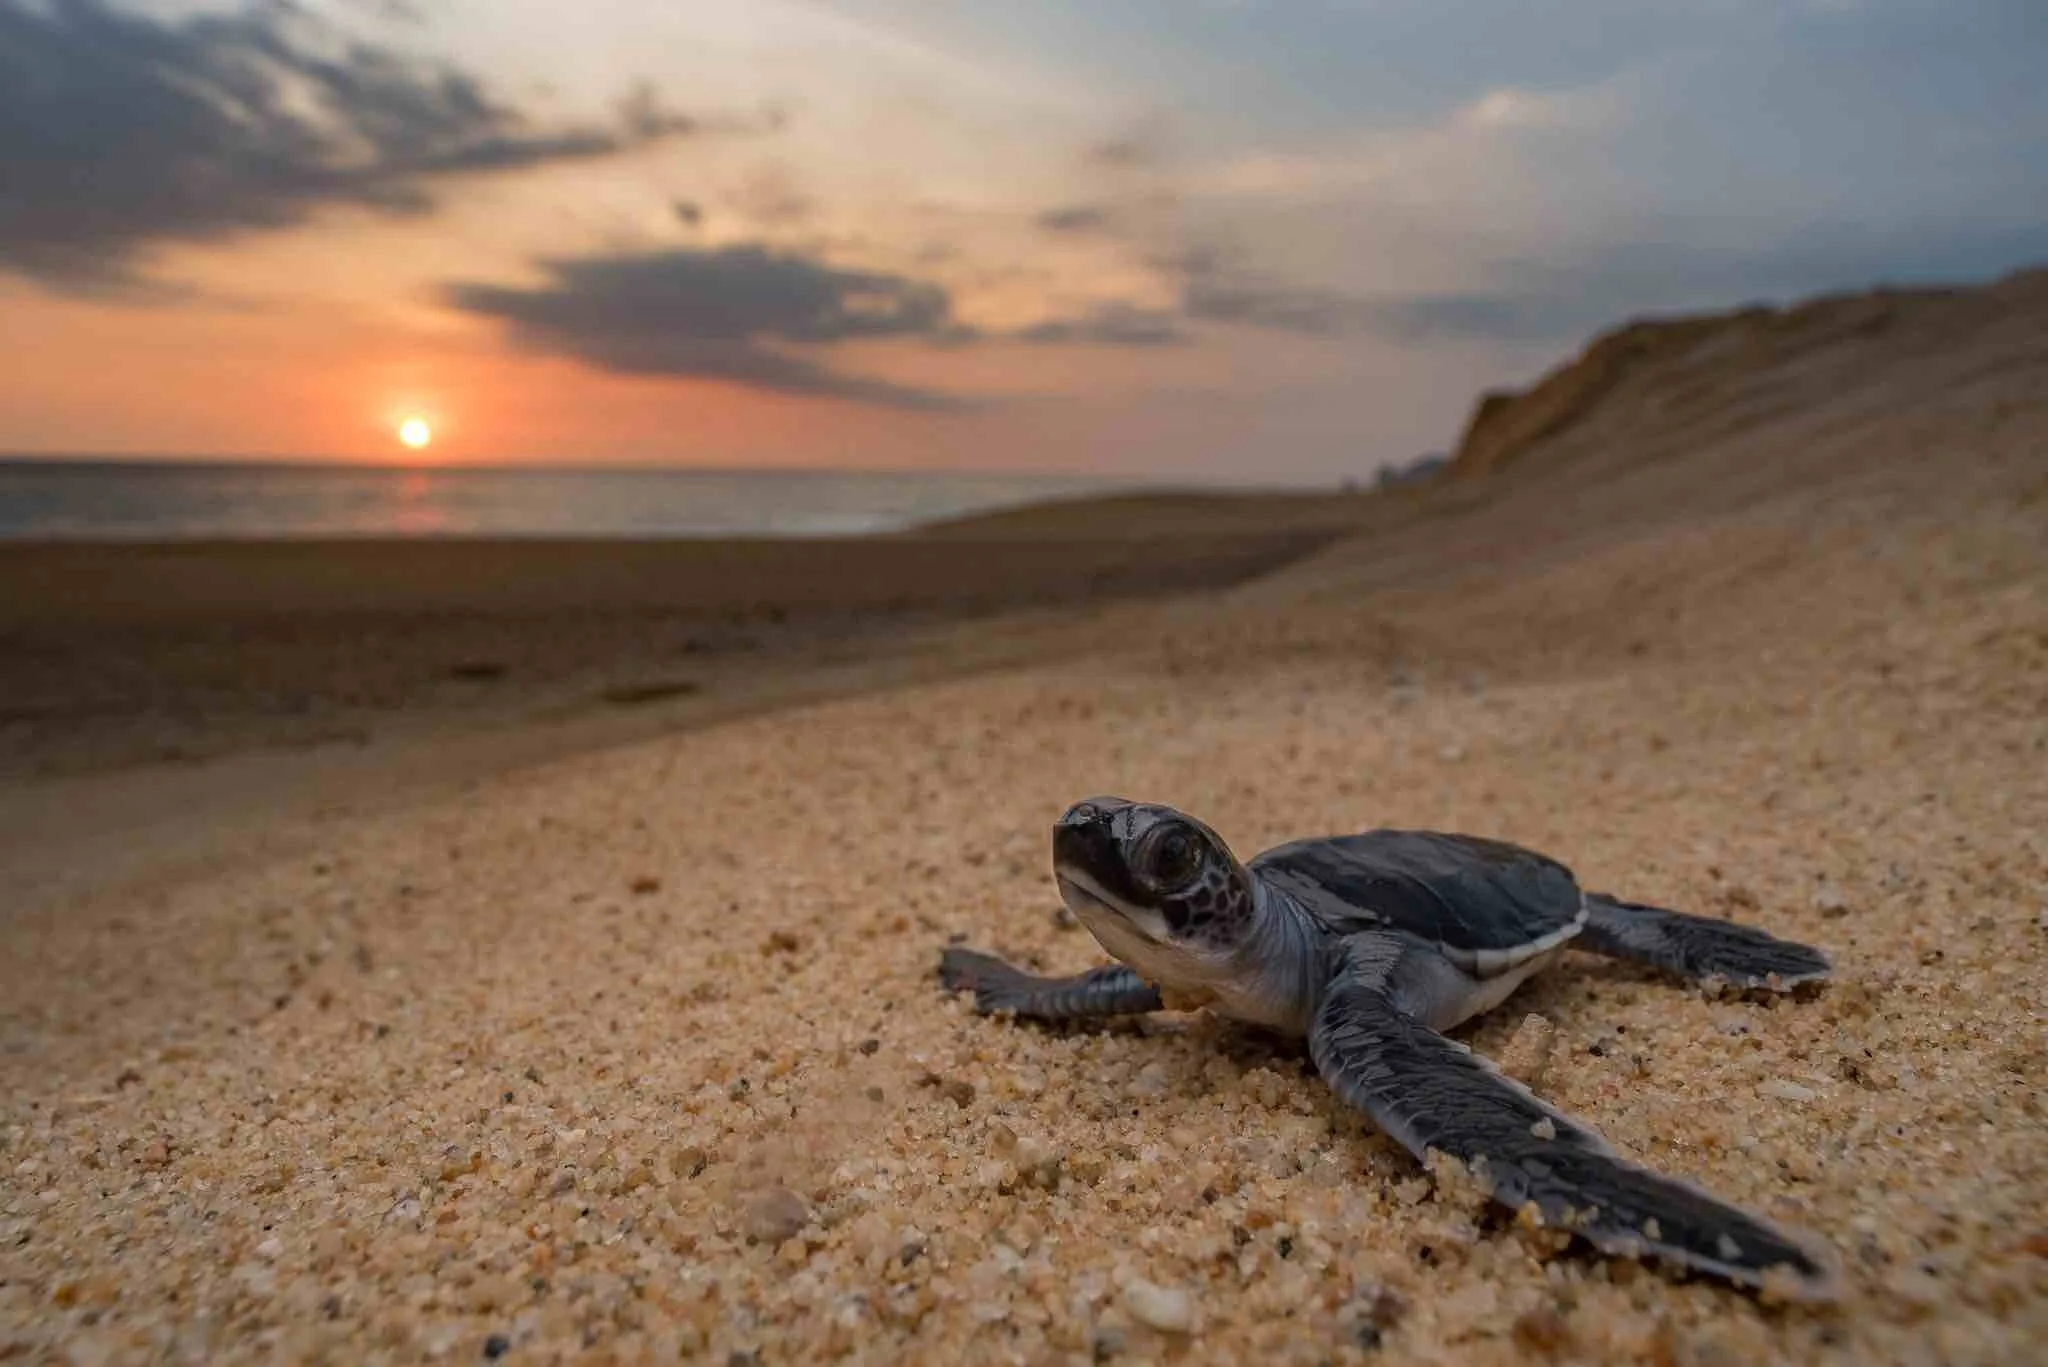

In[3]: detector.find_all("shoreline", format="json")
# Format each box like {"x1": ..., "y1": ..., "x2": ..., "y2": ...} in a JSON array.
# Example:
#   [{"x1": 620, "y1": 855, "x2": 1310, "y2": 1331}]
[
  {"x1": 0, "y1": 501, "x2": 1367, "y2": 911},
  {"x1": 0, "y1": 504, "x2": 1357, "y2": 752},
  {"x1": 0, "y1": 527, "x2": 1341, "y2": 630}
]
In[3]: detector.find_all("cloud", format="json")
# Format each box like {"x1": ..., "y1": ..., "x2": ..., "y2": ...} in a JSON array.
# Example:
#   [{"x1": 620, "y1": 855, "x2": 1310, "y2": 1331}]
[
  {"x1": 1042, "y1": 240, "x2": 1608, "y2": 348},
  {"x1": 1357, "y1": 291, "x2": 1603, "y2": 344},
  {"x1": 729, "y1": 165, "x2": 815, "y2": 226},
  {"x1": 1438, "y1": 218, "x2": 2048, "y2": 338},
  {"x1": 1088, "y1": 136, "x2": 1155, "y2": 169},
  {"x1": 1166, "y1": 248, "x2": 1585, "y2": 345},
  {"x1": 1167, "y1": 247, "x2": 1368, "y2": 336},
  {"x1": 984, "y1": 240, "x2": 1376, "y2": 349},
  {"x1": 1172, "y1": 13, "x2": 2048, "y2": 337},
  {"x1": 1015, "y1": 303, "x2": 1185, "y2": 347},
  {"x1": 0, "y1": 0, "x2": 716, "y2": 292},
  {"x1": 1281, "y1": 215, "x2": 2048, "y2": 350},
  {"x1": 443, "y1": 245, "x2": 974, "y2": 408},
  {"x1": 1084, "y1": 112, "x2": 1179, "y2": 173},
  {"x1": 1035, "y1": 205, "x2": 1114, "y2": 234},
  {"x1": 1038, "y1": 242, "x2": 1389, "y2": 341}
]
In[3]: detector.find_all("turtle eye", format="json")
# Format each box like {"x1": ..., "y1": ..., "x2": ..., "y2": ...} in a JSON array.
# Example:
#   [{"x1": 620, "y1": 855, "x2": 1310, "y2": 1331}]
[{"x1": 1136, "y1": 823, "x2": 1204, "y2": 892}]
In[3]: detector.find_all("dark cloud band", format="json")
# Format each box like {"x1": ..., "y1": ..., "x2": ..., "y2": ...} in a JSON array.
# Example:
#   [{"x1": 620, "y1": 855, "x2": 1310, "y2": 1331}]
[
  {"x1": 0, "y1": 0, "x2": 709, "y2": 291},
  {"x1": 444, "y1": 246, "x2": 975, "y2": 409}
]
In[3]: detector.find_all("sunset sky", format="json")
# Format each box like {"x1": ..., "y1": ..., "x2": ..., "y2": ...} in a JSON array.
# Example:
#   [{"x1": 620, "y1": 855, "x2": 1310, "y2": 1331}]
[{"x1": 1, "y1": 1, "x2": 2042, "y2": 480}]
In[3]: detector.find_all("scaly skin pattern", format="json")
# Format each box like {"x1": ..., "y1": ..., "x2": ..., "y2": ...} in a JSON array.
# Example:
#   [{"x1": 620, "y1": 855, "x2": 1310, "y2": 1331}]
[{"x1": 940, "y1": 796, "x2": 1841, "y2": 1300}]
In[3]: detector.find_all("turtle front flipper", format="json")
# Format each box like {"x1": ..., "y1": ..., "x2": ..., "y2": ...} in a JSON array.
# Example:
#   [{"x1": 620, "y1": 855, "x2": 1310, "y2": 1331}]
[
  {"x1": 1579, "y1": 894, "x2": 1830, "y2": 990},
  {"x1": 938, "y1": 947, "x2": 1163, "y2": 1021},
  {"x1": 1309, "y1": 933, "x2": 1840, "y2": 1300}
]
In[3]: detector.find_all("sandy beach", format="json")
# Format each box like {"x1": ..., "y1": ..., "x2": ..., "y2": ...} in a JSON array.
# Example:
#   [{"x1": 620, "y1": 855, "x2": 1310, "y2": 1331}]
[{"x1": 3, "y1": 271, "x2": 2045, "y2": 1365}]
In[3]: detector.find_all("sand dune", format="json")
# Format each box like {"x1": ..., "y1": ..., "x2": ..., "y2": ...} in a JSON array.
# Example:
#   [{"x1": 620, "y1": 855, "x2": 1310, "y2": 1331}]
[
  {"x1": 2, "y1": 269, "x2": 2045, "y2": 1365},
  {"x1": 1447, "y1": 267, "x2": 2048, "y2": 486}
]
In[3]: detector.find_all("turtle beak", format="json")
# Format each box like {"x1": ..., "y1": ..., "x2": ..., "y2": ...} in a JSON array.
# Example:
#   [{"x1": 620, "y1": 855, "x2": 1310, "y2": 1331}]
[
  {"x1": 1052, "y1": 802, "x2": 1113, "y2": 872},
  {"x1": 1052, "y1": 798, "x2": 1139, "y2": 903}
]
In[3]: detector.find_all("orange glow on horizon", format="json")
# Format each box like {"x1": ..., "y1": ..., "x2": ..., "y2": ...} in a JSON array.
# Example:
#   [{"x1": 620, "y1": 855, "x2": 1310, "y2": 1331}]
[{"x1": 5, "y1": 281, "x2": 1333, "y2": 475}]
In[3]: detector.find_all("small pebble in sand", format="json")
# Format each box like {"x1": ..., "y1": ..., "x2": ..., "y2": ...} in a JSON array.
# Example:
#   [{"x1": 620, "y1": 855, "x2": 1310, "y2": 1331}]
[
  {"x1": 1511, "y1": 1305, "x2": 1572, "y2": 1356},
  {"x1": 1348, "y1": 1280, "x2": 1408, "y2": 1332},
  {"x1": 1089, "y1": 1326, "x2": 1127, "y2": 1359},
  {"x1": 1342, "y1": 1282, "x2": 1409, "y2": 1350},
  {"x1": 1884, "y1": 1267, "x2": 1945, "y2": 1314},
  {"x1": 1498, "y1": 1013, "x2": 1557, "y2": 1086},
  {"x1": 1121, "y1": 1277, "x2": 1197, "y2": 1333},
  {"x1": 1014, "y1": 1137, "x2": 1062, "y2": 1190},
  {"x1": 744, "y1": 1186, "x2": 810, "y2": 1245},
  {"x1": 1132, "y1": 1061, "x2": 1174, "y2": 1097},
  {"x1": 914, "y1": 1071, "x2": 976, "y2": 1107},
  {"x1": 1758, "y1": 1078, "x2": 1819, "y2": 1103}
]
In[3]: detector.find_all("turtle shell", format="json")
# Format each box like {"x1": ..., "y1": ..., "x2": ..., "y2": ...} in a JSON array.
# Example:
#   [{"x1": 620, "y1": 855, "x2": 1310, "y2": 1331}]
[{"x1": 1249, "y1": 830, "x2": 1588, "y2": 975}]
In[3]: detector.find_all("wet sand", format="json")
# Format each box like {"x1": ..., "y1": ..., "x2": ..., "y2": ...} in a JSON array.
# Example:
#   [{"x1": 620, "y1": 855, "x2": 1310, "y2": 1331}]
[
  {"x1": 0, "y1": 525, "x2": 1344, "y2": 778},
  {"x1": 2, "y1": 274, "x2": 2045, "y2": 1364}
]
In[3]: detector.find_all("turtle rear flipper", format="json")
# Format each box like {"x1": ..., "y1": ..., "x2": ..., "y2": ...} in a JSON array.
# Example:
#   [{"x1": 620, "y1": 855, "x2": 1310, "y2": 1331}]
[
  {"x1": 1579, "y1": 894, "x2": 1830, "y2": 990},
  {"x1": 938, "y1": 947, "x2": 1163, "y2": 1020},
  {"x1": 1309, "y1": 933, "x2": 1841, "y2": 1300}
]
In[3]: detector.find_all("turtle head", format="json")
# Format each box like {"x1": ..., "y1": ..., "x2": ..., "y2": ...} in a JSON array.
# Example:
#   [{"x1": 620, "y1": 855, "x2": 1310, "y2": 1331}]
[{"x1": 1051, "y1": 797, "x2": 1257, "y2": 983}]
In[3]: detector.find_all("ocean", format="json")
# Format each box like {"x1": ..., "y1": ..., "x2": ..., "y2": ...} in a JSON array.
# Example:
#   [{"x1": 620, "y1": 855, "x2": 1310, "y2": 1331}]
[{"x1": 0, "y1": 459, "x2": 1111, "y2": 541}]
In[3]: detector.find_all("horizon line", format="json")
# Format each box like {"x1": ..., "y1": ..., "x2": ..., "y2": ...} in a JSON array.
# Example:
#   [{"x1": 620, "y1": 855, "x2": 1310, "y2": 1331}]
[{"x1": 0, "y1": 451, "x2": 1164, "y2": 485}]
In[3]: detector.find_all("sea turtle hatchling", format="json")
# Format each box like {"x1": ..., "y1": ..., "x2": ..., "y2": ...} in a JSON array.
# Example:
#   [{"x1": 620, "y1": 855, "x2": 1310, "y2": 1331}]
[{"x1": 939, "y1": 797, "x2": 1839, "y2": 1299}]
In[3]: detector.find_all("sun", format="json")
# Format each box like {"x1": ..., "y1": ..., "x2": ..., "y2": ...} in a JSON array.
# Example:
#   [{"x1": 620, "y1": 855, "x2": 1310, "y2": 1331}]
[{"x1": 397, "y1": 417, "x2": 433, "y2": 450}]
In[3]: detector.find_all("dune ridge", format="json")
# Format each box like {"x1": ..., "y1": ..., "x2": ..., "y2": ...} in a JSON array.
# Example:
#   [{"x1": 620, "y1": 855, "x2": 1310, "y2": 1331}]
[{"x1": 1446, "y1": 266, "x2": 2048, "y2": 486}]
